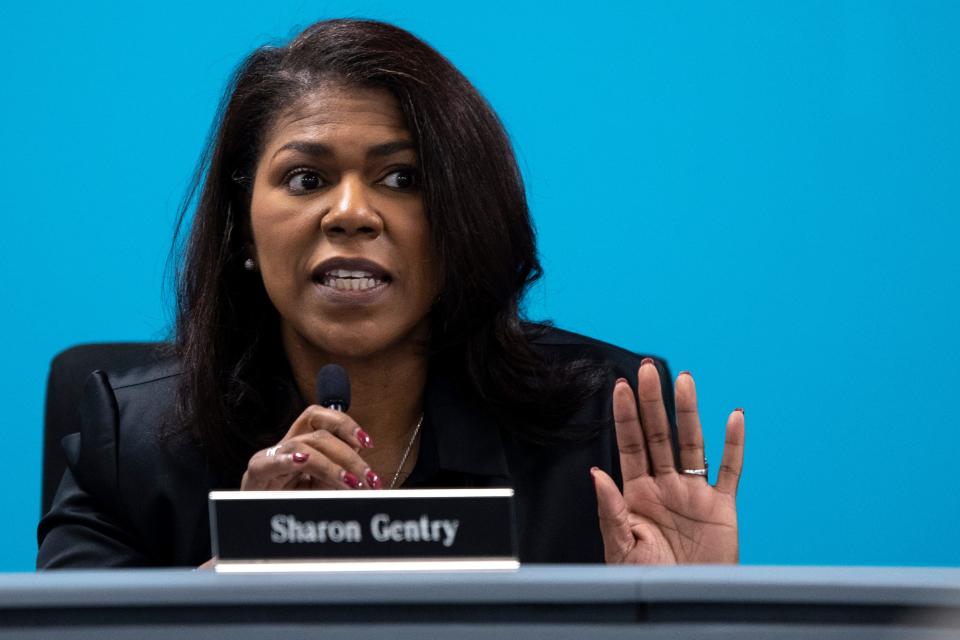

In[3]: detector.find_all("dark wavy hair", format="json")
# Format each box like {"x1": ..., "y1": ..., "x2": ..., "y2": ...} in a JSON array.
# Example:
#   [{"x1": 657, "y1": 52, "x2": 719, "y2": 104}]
[{"x1": 172, "y1": 19, "x2": 604, "y2": 473}]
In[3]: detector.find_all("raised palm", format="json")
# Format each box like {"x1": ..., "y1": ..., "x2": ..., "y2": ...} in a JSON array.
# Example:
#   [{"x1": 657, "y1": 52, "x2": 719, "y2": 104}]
[{"x1": 592, "y1": 359, "x2": 744, "y2": 564}]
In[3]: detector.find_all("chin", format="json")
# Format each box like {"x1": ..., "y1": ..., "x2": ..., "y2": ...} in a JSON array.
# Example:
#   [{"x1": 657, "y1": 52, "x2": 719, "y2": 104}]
[{"x1": 290, "y1": 320, "x2": 430, "y2": 362}]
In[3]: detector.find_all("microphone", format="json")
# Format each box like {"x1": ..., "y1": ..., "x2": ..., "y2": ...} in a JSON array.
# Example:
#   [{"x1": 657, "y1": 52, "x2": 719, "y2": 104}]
[{"x1": 316, "y1": 364, "x2": 350, "y2": 412}]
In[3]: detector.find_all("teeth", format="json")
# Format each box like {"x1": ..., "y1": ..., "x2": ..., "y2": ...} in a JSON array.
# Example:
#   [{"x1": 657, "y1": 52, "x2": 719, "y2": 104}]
[
  {"x1": 322, "y1": 276, "x2": 383, "y2": 291},
  {"x1": 327, "y1": 269, "x2": 374, "y2": 278}
]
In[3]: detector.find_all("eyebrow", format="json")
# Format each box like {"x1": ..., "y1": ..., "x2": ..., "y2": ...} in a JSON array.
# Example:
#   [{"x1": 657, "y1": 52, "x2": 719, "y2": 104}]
[{"x1": 271, "y1": 139, "x2": 415, "y2": 161}]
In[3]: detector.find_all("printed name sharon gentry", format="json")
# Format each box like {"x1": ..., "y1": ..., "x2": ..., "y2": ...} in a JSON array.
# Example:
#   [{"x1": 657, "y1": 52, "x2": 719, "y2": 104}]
[
  {"x1": 271, "y1": 513, "x2": 460, "y2": 547},
  {"x1": 209, "y1": 488, "x2": 516, "y2": 563}
]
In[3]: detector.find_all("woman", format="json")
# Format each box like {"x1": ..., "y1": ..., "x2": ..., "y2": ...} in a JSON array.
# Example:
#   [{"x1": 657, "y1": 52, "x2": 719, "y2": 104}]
[{"x1": 37, "y1": 18, "x2": 744, "y2": 567}]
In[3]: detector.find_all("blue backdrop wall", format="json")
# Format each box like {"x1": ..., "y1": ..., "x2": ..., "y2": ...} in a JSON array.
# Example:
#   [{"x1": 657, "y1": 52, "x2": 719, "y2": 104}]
[{"x1": 1, "y1": 1, "x2": 957, "y2": 571}]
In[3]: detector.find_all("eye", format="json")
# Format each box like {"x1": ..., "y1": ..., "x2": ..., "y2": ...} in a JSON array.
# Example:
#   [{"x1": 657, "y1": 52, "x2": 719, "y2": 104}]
[
  {"x1": 284, "y1": 169, "x2": 325, "y2": 194},
  {"x1": 380, "y1": 167, "x2": 418, "y2": 190}
]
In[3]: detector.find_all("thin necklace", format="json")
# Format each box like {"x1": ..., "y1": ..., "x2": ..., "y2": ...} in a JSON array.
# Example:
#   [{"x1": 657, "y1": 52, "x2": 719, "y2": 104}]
[{"x1": 389, "y1": 414, "x2": 424, "y2": 489}]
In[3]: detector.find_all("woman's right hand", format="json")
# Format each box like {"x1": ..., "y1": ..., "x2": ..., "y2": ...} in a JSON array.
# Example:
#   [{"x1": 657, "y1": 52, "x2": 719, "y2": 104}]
[{"x1": 240, "y1": 405, "x2": 381, "y2": 491}]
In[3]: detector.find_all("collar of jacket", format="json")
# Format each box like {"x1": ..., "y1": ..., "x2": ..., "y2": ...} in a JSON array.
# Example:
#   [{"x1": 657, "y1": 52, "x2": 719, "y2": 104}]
[{"x1": 422, "y1": 360, "x2": 510, "y2": 480}]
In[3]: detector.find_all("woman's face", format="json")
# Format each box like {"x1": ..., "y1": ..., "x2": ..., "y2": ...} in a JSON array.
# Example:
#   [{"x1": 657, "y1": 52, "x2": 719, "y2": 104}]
[{"x1": 249, "y1": 83, "x2": 438, "y2": 361}]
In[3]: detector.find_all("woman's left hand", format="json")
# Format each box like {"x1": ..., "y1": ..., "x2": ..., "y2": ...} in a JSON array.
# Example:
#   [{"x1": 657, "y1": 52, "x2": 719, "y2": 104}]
[{"x1": 592, "y1": 359, "x2": 745, "y2": 564}]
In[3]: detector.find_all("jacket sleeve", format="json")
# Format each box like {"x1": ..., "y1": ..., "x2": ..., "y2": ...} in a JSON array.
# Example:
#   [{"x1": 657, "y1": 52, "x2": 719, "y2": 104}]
[{"x1": 36, "y1": 371, "x2": 153, "y2": 568}]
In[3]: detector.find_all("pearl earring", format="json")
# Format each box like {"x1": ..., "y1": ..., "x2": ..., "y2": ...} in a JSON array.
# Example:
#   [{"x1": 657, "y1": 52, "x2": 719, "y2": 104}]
[{"x1": 243, "y1": 258, "x2": 257, "y2": 272}]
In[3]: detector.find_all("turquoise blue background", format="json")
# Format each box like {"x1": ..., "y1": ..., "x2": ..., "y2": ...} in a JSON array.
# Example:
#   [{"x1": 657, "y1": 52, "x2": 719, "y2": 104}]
[{"x1": 1, "y1": 1, "x2": 958, "y2": 571}]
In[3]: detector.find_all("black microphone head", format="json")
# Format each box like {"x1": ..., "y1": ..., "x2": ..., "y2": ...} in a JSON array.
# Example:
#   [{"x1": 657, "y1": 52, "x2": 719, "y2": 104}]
[{"x1": 315, "y1": 364, "x2": 350, "y2": 411}]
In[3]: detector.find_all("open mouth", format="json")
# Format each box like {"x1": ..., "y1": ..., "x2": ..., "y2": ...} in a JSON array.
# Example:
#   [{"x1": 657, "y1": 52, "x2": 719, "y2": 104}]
[
  {"x1": 310, "y1": 258, "x2": 393, "y2": 296},
  {"x1": 320, "y1": 269, "x2": 388, "y2": 292}
]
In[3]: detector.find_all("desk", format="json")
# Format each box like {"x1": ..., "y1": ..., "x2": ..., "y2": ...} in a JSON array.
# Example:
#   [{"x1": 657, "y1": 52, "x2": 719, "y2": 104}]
[{"x1": 2, "y1": 566, "x2": 959, "y2": 639}]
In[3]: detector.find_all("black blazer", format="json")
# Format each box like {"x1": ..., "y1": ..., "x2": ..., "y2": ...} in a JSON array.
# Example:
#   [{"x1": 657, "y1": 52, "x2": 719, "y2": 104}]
[{"x1": 37, "y1": 327, "x2": 675, "y2": 568}]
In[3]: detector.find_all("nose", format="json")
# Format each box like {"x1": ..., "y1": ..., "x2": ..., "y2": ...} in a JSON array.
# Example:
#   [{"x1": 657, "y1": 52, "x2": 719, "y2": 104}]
[{"x1": 320, "y1": 175, "x2": 383, "y2": 239}]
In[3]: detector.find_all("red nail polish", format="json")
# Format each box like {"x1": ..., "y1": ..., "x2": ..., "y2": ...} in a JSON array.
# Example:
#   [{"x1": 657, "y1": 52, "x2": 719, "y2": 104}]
[
  {"x1": 356, "y1": 429, "x2": 374, "y2": 448},
  {"x1": 734, "y1": 407, "x2": 745, "y2": 415},
  {"x1": 641, "y1": 357, "x2": 655, "y2": 366},
  {"x1": 292, "y1": 452, "x2": 309, "y2": 464},
  {"x1": 679, "y1": 370, "x2": 691, "y2": 377},
  {"x1": 366, "y1": 470, "x2": 381, "y2": 489},
  {"x1": 342, "y1": 471, "x2": 361, "y2": 488}
]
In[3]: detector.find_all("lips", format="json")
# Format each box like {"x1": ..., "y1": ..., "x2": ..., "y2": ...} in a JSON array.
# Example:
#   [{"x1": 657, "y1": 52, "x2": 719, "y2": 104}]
[{"x1": 310, "y1": 257, "x2": 392, "y2": 296}]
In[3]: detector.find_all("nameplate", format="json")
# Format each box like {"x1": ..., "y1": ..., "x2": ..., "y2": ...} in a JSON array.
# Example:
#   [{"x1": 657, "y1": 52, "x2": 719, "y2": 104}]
[{"x1": 209, "y1": 488, "x2": 518, "y2": 572}]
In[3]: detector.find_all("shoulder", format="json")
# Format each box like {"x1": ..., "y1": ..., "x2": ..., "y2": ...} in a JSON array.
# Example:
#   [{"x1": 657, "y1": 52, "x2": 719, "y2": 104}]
[
  {"x1": 105, "y1": 356, "x2": 182, "y2": 394},
  {"x1": 55, "y1": 346, "x2": 184, "y2": 440},
  {"x1": 525, "y1": 323, "x2": 671, "y2": 378},
  {"x1": 104, "y1": 358, "x2": 183, "y2": 433},
  {"x1": 93, "y1": 355, "x2": 187, "y2": 449},
  {"x1": 77, "y1": 356, "x2": 184, "y2": 440},
  {"x1": 519, "y1": 323, "x2": 675, "y2": 436},
  {"x1": 72, "y1": 357, "x2": 191, "y2": 490}
]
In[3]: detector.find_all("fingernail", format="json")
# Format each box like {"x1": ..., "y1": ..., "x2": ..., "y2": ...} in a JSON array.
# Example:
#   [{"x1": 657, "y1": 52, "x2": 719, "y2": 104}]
[
  {"x1": 615, "y1": 377, "x2": 627, "y2": 385},
  {"x1": 679, "y1": 370, "x2": 691, "y2": 377},
  {"x1": 734, "y1": 407, "x2": 745, "y2": 415},
  {"x1": 291, "y1": 452, "x2": 309, "y2": 464},
  {"x1": 342, "y1": 471, "x2": 361, "y2": 489},
  {"x1": 355, "y1": 429, "x2": 374, "y2": 448},
  {"x1": 641, "y1": 357, "x2": 655, "y2": 367},
  {"x1": 366, "y1": 469, "x2": 381, "y2": 489}
]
